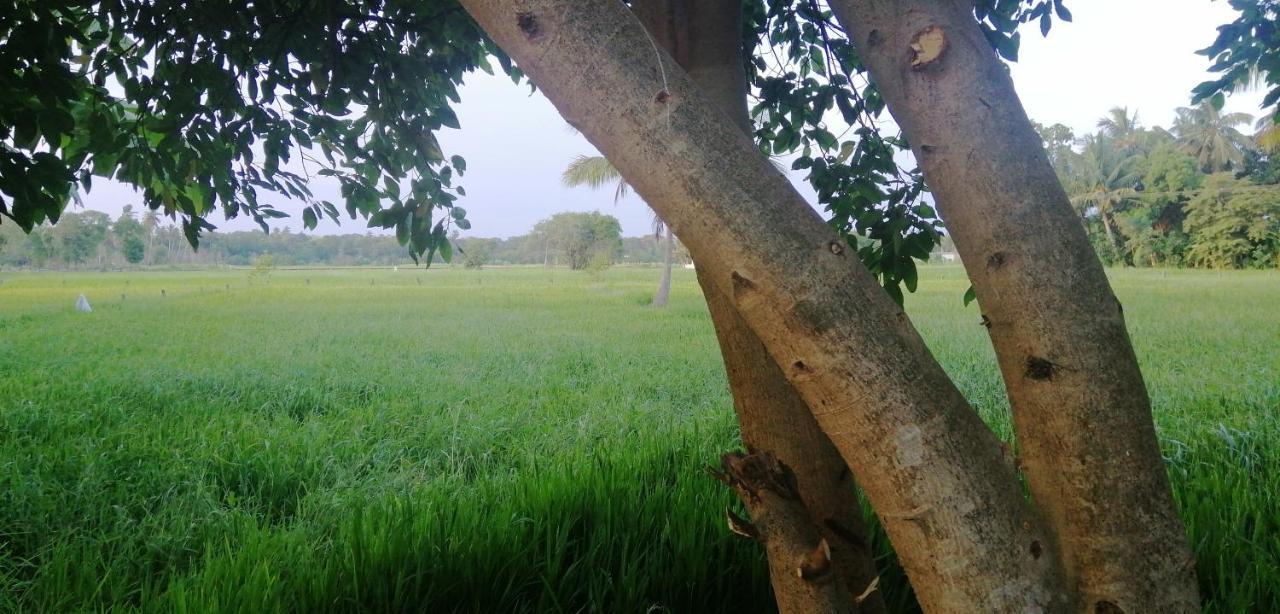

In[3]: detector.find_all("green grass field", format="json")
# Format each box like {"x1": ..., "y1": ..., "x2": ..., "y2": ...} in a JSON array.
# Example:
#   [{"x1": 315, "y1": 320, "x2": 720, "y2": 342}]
[{"x1": 0, "y1": 266, "x2": 1276, "y2": 612}]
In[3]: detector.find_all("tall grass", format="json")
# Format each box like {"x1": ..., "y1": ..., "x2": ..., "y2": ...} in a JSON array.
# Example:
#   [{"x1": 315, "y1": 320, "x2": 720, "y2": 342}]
[{"x1": 0, "y1": 266, "x2": 1275, "y2": 612}]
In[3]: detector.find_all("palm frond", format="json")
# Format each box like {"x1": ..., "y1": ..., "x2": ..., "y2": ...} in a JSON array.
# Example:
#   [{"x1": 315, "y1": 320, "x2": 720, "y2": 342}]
[
  {"x1": 562, "y1": 155, "x2": 624, "y2": 189},
  {"x1": 562, "y1": 155, "x2": 631, "y2": 204},
  {"x1": 651, "y1": 213, "x2": 666, "y2": 242}
]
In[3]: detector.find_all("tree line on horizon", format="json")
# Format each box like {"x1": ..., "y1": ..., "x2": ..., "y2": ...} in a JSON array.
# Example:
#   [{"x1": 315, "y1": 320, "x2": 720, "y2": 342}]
[
  {"x1": 0, "y1": 208, "x2": 672, "y2": 270},
  {"x1": 4, "y1": 103, "x2": 1277, "y2": 273}
]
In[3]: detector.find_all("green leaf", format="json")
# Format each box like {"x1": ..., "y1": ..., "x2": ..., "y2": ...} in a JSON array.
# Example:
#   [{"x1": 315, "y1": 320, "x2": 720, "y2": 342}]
[
  {"x1": 963, "y1": 285, "x2": 977, "y2": 307},
  {"x1": 901, "y1": 258, "x2": 918, "y2": 293}
]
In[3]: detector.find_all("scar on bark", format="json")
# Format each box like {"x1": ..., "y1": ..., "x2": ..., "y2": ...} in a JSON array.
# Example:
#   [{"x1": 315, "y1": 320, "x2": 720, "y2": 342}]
[
  {"x1": 726, "y1": 507, "x2": 759, "y2": 540},
  {"x1": 987, "y1": 251, "x2": 1007, "y2": 270},
  {"x1": 516, "y1": 12, "x2": 539, "y2": 39},
  {"x1": 730, "y1": 271, "x2": 756, "y2": 299},
  {"x1": 1029, "y1": 540, "x2": 1043, "y2": 560},
  {"x1": 791, "y1": 360, "x2": 816, "y2": 380},
  {"x1": 1024, "y1": 355, "x2": 1058, "y2": 380},
  {"x1": 714, "y1": 451, "x2": 801, "y2": 502},
  {"x1": 1094, "y1": 601, "x2": 1125, "y2": 614},
  {"x1": 797, "y1": 538, "x2": 835, "y2": 583},
  {"x1": 910, "y1": 26, "x2": 947, "y2": 69}
]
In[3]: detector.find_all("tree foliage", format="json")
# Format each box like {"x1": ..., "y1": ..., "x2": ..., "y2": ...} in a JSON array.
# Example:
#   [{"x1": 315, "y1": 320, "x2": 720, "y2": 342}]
[
  {"x1": 531, "y1": 211, "x2": 623, "y2": 270},
  {"x1": 744, "y1": 0, "x2": 1069, "y2": 302},
  {"x1": 1184, "y1": 174, "x2": 1280, "y2": 268},
  {"x1": 0, "y1": 0, "x2": 510, "y2": 264},
  {"x1": 1195, "y1": 0, "x2": 1280, "y2": 116},
  {"x1": 1174, "y1": 102, "x2": 1255, "y2": 173},
  {"x1": 1040, "y1": 103, "x2": 1279, "y2": 269}
]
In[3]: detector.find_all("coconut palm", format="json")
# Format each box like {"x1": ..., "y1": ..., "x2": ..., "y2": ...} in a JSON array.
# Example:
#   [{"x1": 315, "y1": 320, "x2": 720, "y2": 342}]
[
  {"x1": 1069, "y1": 135, "x2": 1146, "y2": 255},
  {"x1": 1097, "y1": 106, "x2": 1142, "y2": 151},
  {"x1": 1172, "y1": 102, "x2": 1255, "y2": 172},
  {"x1": 562, "y1": 154, "x2": 676, "y2": 308},
  {"x1": 1254, "y1": 114, "x2": 1280, "y2": 153}
]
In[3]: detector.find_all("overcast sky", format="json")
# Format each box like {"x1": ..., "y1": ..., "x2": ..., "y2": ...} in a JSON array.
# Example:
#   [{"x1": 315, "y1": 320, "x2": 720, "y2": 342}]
[{"x1": 74, "y1": 0, "x2": 1265, "y2": 238}]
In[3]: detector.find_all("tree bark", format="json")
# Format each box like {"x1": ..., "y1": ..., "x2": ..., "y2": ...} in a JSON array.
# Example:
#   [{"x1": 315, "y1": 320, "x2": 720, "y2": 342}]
[
  {"x1": 652, "y1": 223, "x2": 673, "y2": 307},
  {"x1": 1101, "y1": 210, "x2": 1123, "y2": 253},
  {"x1": 631, "y1": 1, "x2": 885, "y2": 609},
  {"x1": 714, "y1": 452, "x2": 856, "y2": 614},
  {"x1": 828, "y1": 1, "x2": 1199, "y2": 611},
  {"x1": 460, "y1": 1, "x2": 1068, "y2": 610}
]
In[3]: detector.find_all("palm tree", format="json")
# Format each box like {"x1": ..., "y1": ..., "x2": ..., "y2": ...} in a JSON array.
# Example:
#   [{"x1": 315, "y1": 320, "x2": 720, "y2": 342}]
[
  {"x1": 1254, "y1": 114, "x2": 1280, "y2": 153},
  {"x1": 1172, "y1": 102, "x2": 1255, "y2": 173},
  {"x1": 561, "y1": 154, "x2": 677, "y2": 308},
  {"x1": 1069, "y1": 135, "x2": 1146, "y2": 256},
  {"x1": 1097, "y1": 106, "x2": 1141, "y2": 151}
]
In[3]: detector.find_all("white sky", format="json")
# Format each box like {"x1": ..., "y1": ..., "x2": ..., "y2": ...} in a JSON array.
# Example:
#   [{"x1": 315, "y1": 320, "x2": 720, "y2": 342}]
[{"x1": 75, "y1": 0, "x2": 1265, "y2": 238}]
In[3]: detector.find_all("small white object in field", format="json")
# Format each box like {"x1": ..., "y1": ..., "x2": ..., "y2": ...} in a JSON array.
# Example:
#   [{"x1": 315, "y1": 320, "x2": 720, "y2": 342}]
[
  {"x1": 683, "y1": 263, "x2": 696, "y2": 270},
  {"x1": 75, "y1": 294, "x2": 92, "y2": 313},
  {"x1": 393, "y1": 266, "x2": 399, "y2": 271}
]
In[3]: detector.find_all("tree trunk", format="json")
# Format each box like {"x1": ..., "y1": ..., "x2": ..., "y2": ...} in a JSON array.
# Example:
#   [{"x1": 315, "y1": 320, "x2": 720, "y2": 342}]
[
  {"x1": 1101, "y1": 210, "x2": 1124, "y2": 255},
  {"x1": 631, "y1": 1, "x2": 885, "y2": 609},
  {"x1": 460, "y1": 1, "x2": 1067, "y2": 610},
  {"x1": 828, "y1": 1, "x2": 1199, "y2": 611},
  {"x1": 652, "y1": 223, "x2": 673, "y2": 307}
]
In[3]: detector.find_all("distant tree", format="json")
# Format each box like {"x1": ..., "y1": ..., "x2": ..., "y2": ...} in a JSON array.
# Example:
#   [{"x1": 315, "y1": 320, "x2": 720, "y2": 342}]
[
  {"x1": 458, "y1": 237, "x2": 497, "y2": 269},
  {"x1": 114, "y1": 206, "x2": 145, "y2": 265},
  {"x1": 53, "y1": 211, "x2": 110, "y2": 266},
  {"x1": 1237, "y1": 147, "x2": 1280, "y2": 185},
  {"x1": 1174, "y1": 102, "x2": 1255, "y2": 172},
  {"x1": 1254, "y1": 115, "x2": 1280, "y2": 153},
  {"x1": 1143, "y1": 143, "x2": 1203, "y2": 193},
  {"x1": 1069, "y1": 136, "x2": 1145, "y2": 260},
  {"x1": 1184, "y1": 175, "x2": 1280, "y2": 268},
  {"x1": 121, "y1": 235, "x2": 145, "y2": 264},
  {"x1": 1032, "y1": 121, "x2": 1079, "y2": 183},
  {"x1": 562, "y1": 154, "x2": 676, "y2": 306},
  {"x1": 532, "y1": 212, "x2": 622, "y2": 270},
  {"x1": 140, "y1": 210, "x2": 159, "y2": 265},
  {"x1": 249, "y1": 254, "x2": 275, "y2": 283},
  {"x1": 1097, "y1": 106, "x2": 1142, "y2": 151}
]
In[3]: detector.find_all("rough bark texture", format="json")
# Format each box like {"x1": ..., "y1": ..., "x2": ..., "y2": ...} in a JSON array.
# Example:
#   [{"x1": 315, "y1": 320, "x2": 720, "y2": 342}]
[
  {"x1": 714, "y1": 453, "x2": 855, "y2": 614},
  {"x1": 829, "y1": 2, "x2": 1200, "y2": 611},
  {"x1": 653, "y1": 224, "x2": 673, "y2": 307},
  {"x1": 460, "y1": 1, "x2": 1068, "y2": 610},
  {"x1": 631, "y1": 1, "x2": 885, "y2": 609}
]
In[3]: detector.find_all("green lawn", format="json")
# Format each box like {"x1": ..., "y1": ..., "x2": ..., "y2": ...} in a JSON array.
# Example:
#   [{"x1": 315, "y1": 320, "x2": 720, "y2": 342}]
[{"x1": 0, "y1": 266, "x2": 1276, "y2": 612}]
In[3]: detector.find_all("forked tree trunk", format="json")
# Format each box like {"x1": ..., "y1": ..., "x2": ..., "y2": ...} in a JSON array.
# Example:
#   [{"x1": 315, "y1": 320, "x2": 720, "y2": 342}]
[
  {"x1": 460, "y1": 1, "x2": 1067, "y2": 610},
  {"x1": 828, "y1": 2, "x2": 1199, "y2": 610},
  {"x1": 631, "y1": 2, "x2": 885, "y2": 609},
  {"x1": 652, "y1": 223, "x2": 673, "y2": 307}
]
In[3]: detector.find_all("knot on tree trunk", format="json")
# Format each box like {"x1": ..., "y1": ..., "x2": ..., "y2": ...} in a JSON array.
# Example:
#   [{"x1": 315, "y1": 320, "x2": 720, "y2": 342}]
[{"x1": 714, "y1": 450, "x2": 801, "y2": 502}]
